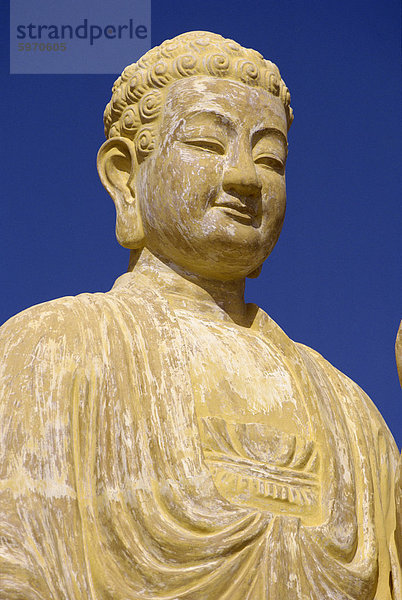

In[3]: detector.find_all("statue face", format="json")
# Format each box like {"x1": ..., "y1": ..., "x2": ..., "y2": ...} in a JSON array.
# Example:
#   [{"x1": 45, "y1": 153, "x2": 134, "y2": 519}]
[{"x1": 136, "y1": 76, "x2": 288, "y2": 280}]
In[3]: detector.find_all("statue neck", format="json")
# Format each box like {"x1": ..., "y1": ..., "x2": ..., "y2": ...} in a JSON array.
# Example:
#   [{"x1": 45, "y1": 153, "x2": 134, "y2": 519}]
[{"x1": 129, "y1": 248, "x2": 252, "y2": 326}]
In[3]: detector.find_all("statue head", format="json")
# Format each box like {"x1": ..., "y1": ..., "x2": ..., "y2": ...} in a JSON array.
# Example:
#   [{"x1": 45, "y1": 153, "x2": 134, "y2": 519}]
[{"x1": 97, "y1": 31, "x2": 293, "y2": 280}]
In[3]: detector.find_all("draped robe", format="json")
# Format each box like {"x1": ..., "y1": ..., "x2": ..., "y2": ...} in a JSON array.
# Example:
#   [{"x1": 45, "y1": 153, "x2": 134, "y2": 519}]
[{"x1": 0, "y1": 270, "x2": 401, "y2": 599}]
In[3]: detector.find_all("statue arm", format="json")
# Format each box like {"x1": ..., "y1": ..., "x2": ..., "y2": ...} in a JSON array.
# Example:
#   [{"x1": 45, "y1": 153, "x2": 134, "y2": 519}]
[
  {"x1": 297, "y1": 342, "x2": 401, "y2": 593},
  {"x1": 0, "y1": 299, "x2": 94, "y2": 599}
]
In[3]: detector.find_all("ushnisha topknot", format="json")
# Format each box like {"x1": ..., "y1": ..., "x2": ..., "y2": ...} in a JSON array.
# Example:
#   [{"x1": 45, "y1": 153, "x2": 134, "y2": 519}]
[{"x1": 103, "y1": 31, "x2": 293, "y2": 160}]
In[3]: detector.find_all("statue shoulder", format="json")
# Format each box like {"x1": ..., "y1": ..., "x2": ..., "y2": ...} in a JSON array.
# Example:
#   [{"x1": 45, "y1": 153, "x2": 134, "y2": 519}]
[
  {"x1": 0, "y1": 288, "x2": 147, "y2": 389},
  {"x1": 0, "y1": 290, "x2": 130, "y2": 455},
  {"x1": 296, "y1": 341, "x2": 399, "y2": 454},
  {"x1": 296, "y1": 340, "x2": 375, "y2": 400},
  {"x1": 0, "y1": 292, "x2": 108, "y2": 352},
  {"x1": 0, "y1": 285, "x2": 149, "y2": 385}
]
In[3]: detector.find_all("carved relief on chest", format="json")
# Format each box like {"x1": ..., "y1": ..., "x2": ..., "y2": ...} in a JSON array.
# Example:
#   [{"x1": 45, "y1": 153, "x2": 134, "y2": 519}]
[
  {"x1": 178, "y1": 315, "x2": 326, "y2": 524},
  {"x1": 200, "y1": 415, "x2": 323, "y2": 524}
]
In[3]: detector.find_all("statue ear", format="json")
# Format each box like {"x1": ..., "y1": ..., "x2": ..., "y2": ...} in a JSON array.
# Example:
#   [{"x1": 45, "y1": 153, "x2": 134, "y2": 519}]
[
  {"x1": 247, "y1": 264, "x2": 262, "y2": 279},
  {"x1": 97, "y1": 137, "x2": 145, "y2": 249}
]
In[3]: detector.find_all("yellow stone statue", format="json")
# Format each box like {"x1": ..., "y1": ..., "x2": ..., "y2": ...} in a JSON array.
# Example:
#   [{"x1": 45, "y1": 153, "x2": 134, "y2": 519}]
[{"x1": 0, "y1": 31, "x2": 401, "y2": 599}]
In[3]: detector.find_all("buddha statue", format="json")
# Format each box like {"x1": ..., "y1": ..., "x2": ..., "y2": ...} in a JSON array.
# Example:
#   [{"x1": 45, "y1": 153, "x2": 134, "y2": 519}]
[{"x1": 0, "y1": 31, "x2": 400, "y2": 599}]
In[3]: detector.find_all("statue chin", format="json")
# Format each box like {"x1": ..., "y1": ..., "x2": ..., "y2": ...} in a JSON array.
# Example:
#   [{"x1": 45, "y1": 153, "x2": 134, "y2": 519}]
[{"x1": 0, "y1": 30, "x2": 400, "y2": 600}]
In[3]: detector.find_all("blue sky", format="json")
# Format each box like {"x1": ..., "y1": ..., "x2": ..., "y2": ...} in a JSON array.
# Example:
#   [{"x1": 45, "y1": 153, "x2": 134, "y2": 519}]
[{"x1": 1, "y1": 0, "x2": 401, "y2": 446}]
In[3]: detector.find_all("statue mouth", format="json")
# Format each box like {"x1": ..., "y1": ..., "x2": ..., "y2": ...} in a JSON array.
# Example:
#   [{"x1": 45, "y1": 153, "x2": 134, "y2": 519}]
[{"x1": 213, "y1": 200, "x2": 257, "y2": 223}]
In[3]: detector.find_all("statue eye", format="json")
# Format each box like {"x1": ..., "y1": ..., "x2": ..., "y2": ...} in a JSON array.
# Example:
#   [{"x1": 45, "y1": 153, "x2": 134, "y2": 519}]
[
  {"x1": 184, "y1": 138, "x2": 225, "y2": 155},
  {"x1": 254, "y1": 155, "x2": 285, "y2": 174}
]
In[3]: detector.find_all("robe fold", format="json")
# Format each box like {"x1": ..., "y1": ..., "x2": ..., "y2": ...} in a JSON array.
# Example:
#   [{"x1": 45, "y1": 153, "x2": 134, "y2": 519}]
[{"x1": 0, "y1": 271, "x2": 400, "y2": 599}]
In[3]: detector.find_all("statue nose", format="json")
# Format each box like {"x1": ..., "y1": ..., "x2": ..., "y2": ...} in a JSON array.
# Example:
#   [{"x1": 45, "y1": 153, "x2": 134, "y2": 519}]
[{"x1": 222, "y1": 162, "x2": 262, "y2": 199}]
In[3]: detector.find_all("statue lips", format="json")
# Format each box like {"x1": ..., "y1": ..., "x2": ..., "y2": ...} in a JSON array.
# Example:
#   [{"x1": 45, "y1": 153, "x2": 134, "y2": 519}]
[{"x1": 213, "y1": 199, "x2": 258, "y2": 225}]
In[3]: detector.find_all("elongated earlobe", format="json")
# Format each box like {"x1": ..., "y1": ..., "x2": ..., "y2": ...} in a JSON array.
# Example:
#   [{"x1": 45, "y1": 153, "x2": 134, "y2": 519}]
[
  {"x1": 97, "y1": 137, "x2": 145, "y2": 249},
  {"x1": 247, "y1": 265, "x2": 262, "y2": 278}
]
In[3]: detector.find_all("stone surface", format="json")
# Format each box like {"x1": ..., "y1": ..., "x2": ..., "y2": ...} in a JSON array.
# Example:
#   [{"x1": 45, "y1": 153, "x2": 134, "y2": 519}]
[
  {"x1": 0, "y1": 31, "x2": 401, "y2": 599},
  {"x1": 396, "y1": 321, "x2": 402, "y2": 387}
]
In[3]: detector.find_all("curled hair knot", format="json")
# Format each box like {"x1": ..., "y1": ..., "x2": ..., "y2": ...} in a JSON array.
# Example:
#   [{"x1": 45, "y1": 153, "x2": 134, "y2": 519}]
[
  {"x1": 237, "y1": 59, "x2": 259, "y2": 85},
  {"x1": 204, "y1": 53, "x2": 230, "y2": 77},
  {"x1": 121, "y1": 107, "x2": 141, "y2": 134},
  {"x1": 172, "y1": 54, "x2": 198, "y2": 78},
  {"x1": 138, "y1": 91, "x2": 162, "y2": 123},
  {"x1": 135, "y1": 127, "x2": 155, "y2": 158},
  {"x1": 148, "y1": 61, "x2": 173, "y2": 88}
]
